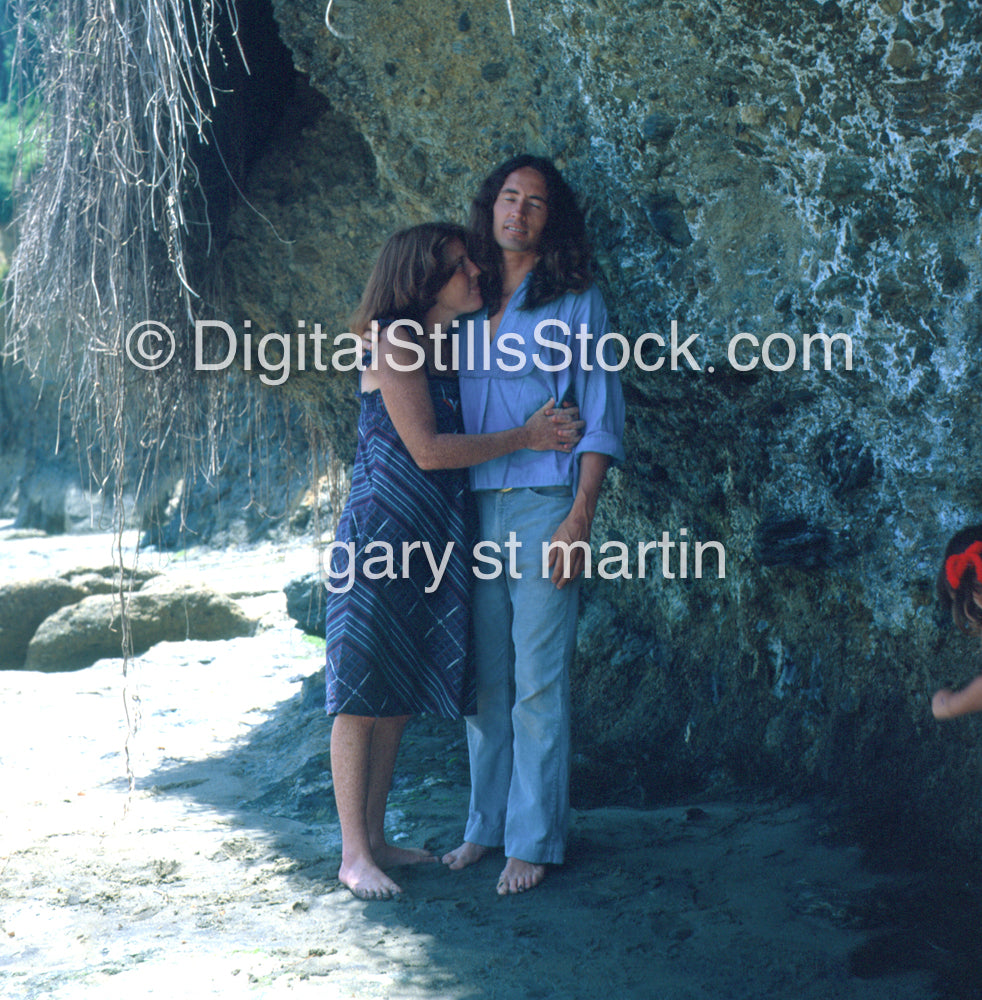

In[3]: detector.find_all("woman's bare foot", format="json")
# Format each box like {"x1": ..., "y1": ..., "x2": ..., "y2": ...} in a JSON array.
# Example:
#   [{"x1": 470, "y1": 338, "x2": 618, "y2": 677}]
[
  {"x1": 441, "y1": 841, "x2": 488, "y2": 870},
  {"x1": 371, "y1": 843, "x2": 437, "y2": 867},
  {"x1": 338, "y1": 855, "x2": 403, "y2": 900},
  {"x1": 496, "y1": 857, "x2": 545, "y2": 895}
]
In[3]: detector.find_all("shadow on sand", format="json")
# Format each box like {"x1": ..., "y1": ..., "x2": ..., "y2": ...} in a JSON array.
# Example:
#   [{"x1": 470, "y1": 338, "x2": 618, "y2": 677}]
[{"x1": 142, "y1": 671, "x2": 982, "y2": 1000}]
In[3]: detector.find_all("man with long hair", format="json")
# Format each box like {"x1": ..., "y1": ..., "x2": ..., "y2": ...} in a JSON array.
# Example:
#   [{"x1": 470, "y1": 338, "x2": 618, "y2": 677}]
[{"x1": 443, "y1": 155, "x2": 625, "y2": 893}]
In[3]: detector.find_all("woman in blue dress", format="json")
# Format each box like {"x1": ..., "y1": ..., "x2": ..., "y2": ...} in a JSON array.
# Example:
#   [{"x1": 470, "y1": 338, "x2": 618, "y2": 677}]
[{"x1": 325, "y1": 223, "x2": 581, "y2": 899}]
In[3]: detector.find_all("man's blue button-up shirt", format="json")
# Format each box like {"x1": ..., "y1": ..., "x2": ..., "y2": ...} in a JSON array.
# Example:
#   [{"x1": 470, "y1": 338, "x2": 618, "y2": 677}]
[{"x1": 457, "y1": 276, "x2": 626, "y2": 492}]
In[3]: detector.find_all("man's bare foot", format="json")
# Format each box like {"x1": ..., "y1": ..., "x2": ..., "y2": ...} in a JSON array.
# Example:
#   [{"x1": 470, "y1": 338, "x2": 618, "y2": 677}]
[
  {"x1": 441, "y1": 841, "x2": 488, "y2": 870},
  {"x1": 371, "y1": 843, "x2": 437, "y2": 868},
  {"x1": 338, "y1": 856, "x2": 403, "y2": 900},
  {"x1": 496, "y1": 857, "x2": 545, "y2": 895}
]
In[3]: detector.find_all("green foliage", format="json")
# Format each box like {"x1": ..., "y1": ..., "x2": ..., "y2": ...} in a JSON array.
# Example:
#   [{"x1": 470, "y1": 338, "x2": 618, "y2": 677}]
[
  {"x1": 0, "y1": 0, "x2": 45, "y2": 230},
  {"x1": 0, "y1": 99, "x2": 44, "y2": 226}
]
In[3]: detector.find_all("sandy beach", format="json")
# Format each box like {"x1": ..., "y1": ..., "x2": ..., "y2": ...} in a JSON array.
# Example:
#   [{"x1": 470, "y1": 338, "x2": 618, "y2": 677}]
[{"x1": 0, "y1": 527, "x2": 976, "y2": 999}]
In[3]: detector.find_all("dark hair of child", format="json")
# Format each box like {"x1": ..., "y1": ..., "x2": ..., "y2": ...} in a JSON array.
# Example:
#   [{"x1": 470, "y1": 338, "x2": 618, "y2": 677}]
[{"x1": 938, "y1": 525, "x2": 982, "y2": 636}]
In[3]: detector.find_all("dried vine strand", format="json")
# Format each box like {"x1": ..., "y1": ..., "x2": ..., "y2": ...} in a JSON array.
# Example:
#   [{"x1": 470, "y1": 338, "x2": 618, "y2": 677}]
[
  {"x1": 6, "y1": 1, "x2": 239, "y2": 366},
  {"x1": 5, "y1": 0, "x2": 246, "y2": 796}
]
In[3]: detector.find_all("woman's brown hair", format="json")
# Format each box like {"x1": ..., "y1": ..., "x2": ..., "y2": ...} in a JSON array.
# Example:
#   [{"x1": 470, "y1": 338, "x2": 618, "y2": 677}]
[{"x1": 350, "y1": 223, "x2": 470, "y2": 337}]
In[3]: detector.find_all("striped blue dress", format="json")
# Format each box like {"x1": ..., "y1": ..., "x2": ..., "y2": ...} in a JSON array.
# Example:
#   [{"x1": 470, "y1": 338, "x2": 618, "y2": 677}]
[{"x1": 324, "y1": 377, "x2": 476, "y2": 718}]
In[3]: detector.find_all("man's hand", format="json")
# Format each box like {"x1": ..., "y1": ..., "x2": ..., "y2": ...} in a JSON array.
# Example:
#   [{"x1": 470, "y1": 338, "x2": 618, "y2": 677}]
[
  {"x1": 546, "y1": 505, "x2": 592, "y2": 589},
  {"x1": 544, "y1": 452, "x2": 610, "y2": 588}
]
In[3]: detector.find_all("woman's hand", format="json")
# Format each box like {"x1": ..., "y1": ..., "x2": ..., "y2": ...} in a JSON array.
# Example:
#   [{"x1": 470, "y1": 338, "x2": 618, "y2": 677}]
[{"x1": 523, "y1": 398, "x2": 585, "y2": 452}]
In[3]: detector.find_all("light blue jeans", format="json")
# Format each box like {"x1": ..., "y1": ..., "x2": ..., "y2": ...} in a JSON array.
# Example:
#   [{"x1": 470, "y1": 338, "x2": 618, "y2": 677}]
[{"x1": 463, "y1": 487, "x2": 580, "y2": 864}]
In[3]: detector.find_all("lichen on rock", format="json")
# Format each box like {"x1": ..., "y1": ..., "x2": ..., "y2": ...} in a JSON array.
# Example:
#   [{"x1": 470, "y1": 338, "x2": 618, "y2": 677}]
[{"x1": 229, "y1": 0, "x2": 982, "y2": 861}]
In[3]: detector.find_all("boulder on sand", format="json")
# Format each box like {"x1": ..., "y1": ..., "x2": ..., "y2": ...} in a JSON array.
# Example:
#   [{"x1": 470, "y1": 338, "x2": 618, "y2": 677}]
[
  {"x1": 0, "y1": 578, "x2": 86, "y2": 669},
  {"x1": 24, "y1": 583, "x2": 257, "y2": 672},
  {"x1": 283, "y1": 572, "x2": 326, "y2": 637}
]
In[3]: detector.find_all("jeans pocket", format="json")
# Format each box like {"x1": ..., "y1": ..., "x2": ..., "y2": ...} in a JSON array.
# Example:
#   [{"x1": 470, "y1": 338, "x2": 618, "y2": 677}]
[{"x1": 527, "y1": 485, "x2": 572, "y2": 498}]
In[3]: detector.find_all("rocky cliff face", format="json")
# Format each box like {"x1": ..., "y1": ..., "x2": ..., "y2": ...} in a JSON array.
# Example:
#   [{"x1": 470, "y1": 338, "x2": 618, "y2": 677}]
[{"x1": 215, "y1": 0, "x2": 982, "y2": 858}]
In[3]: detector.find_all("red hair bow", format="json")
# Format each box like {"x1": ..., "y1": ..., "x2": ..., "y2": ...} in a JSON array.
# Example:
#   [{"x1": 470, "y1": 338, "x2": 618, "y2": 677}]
[{"x1": 945, "y1": 541, "x2": 982, "y2": 590}]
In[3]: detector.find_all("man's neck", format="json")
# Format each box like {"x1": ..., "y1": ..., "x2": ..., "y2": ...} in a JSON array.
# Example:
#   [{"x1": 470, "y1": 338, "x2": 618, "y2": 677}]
[{"x1": 501, "y1": 249, "x2": 539, "y2": 301}]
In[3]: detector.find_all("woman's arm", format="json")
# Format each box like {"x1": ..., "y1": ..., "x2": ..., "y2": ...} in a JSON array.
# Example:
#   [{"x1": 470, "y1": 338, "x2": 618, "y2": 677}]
[{"x1": 374, "y1": 327, "x2": 580, "y2": 471}]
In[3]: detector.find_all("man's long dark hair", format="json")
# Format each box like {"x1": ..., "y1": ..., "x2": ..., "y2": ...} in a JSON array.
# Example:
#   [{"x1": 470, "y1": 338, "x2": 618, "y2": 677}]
[{"x1": 469, "y1": 155, "x2": 594, "y2": 315}]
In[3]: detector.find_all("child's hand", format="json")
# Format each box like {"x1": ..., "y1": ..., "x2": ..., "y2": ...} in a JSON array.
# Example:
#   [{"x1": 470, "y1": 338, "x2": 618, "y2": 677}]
[{"x1": 932, "y1": 688, "x2": 955, "y2": 720}]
